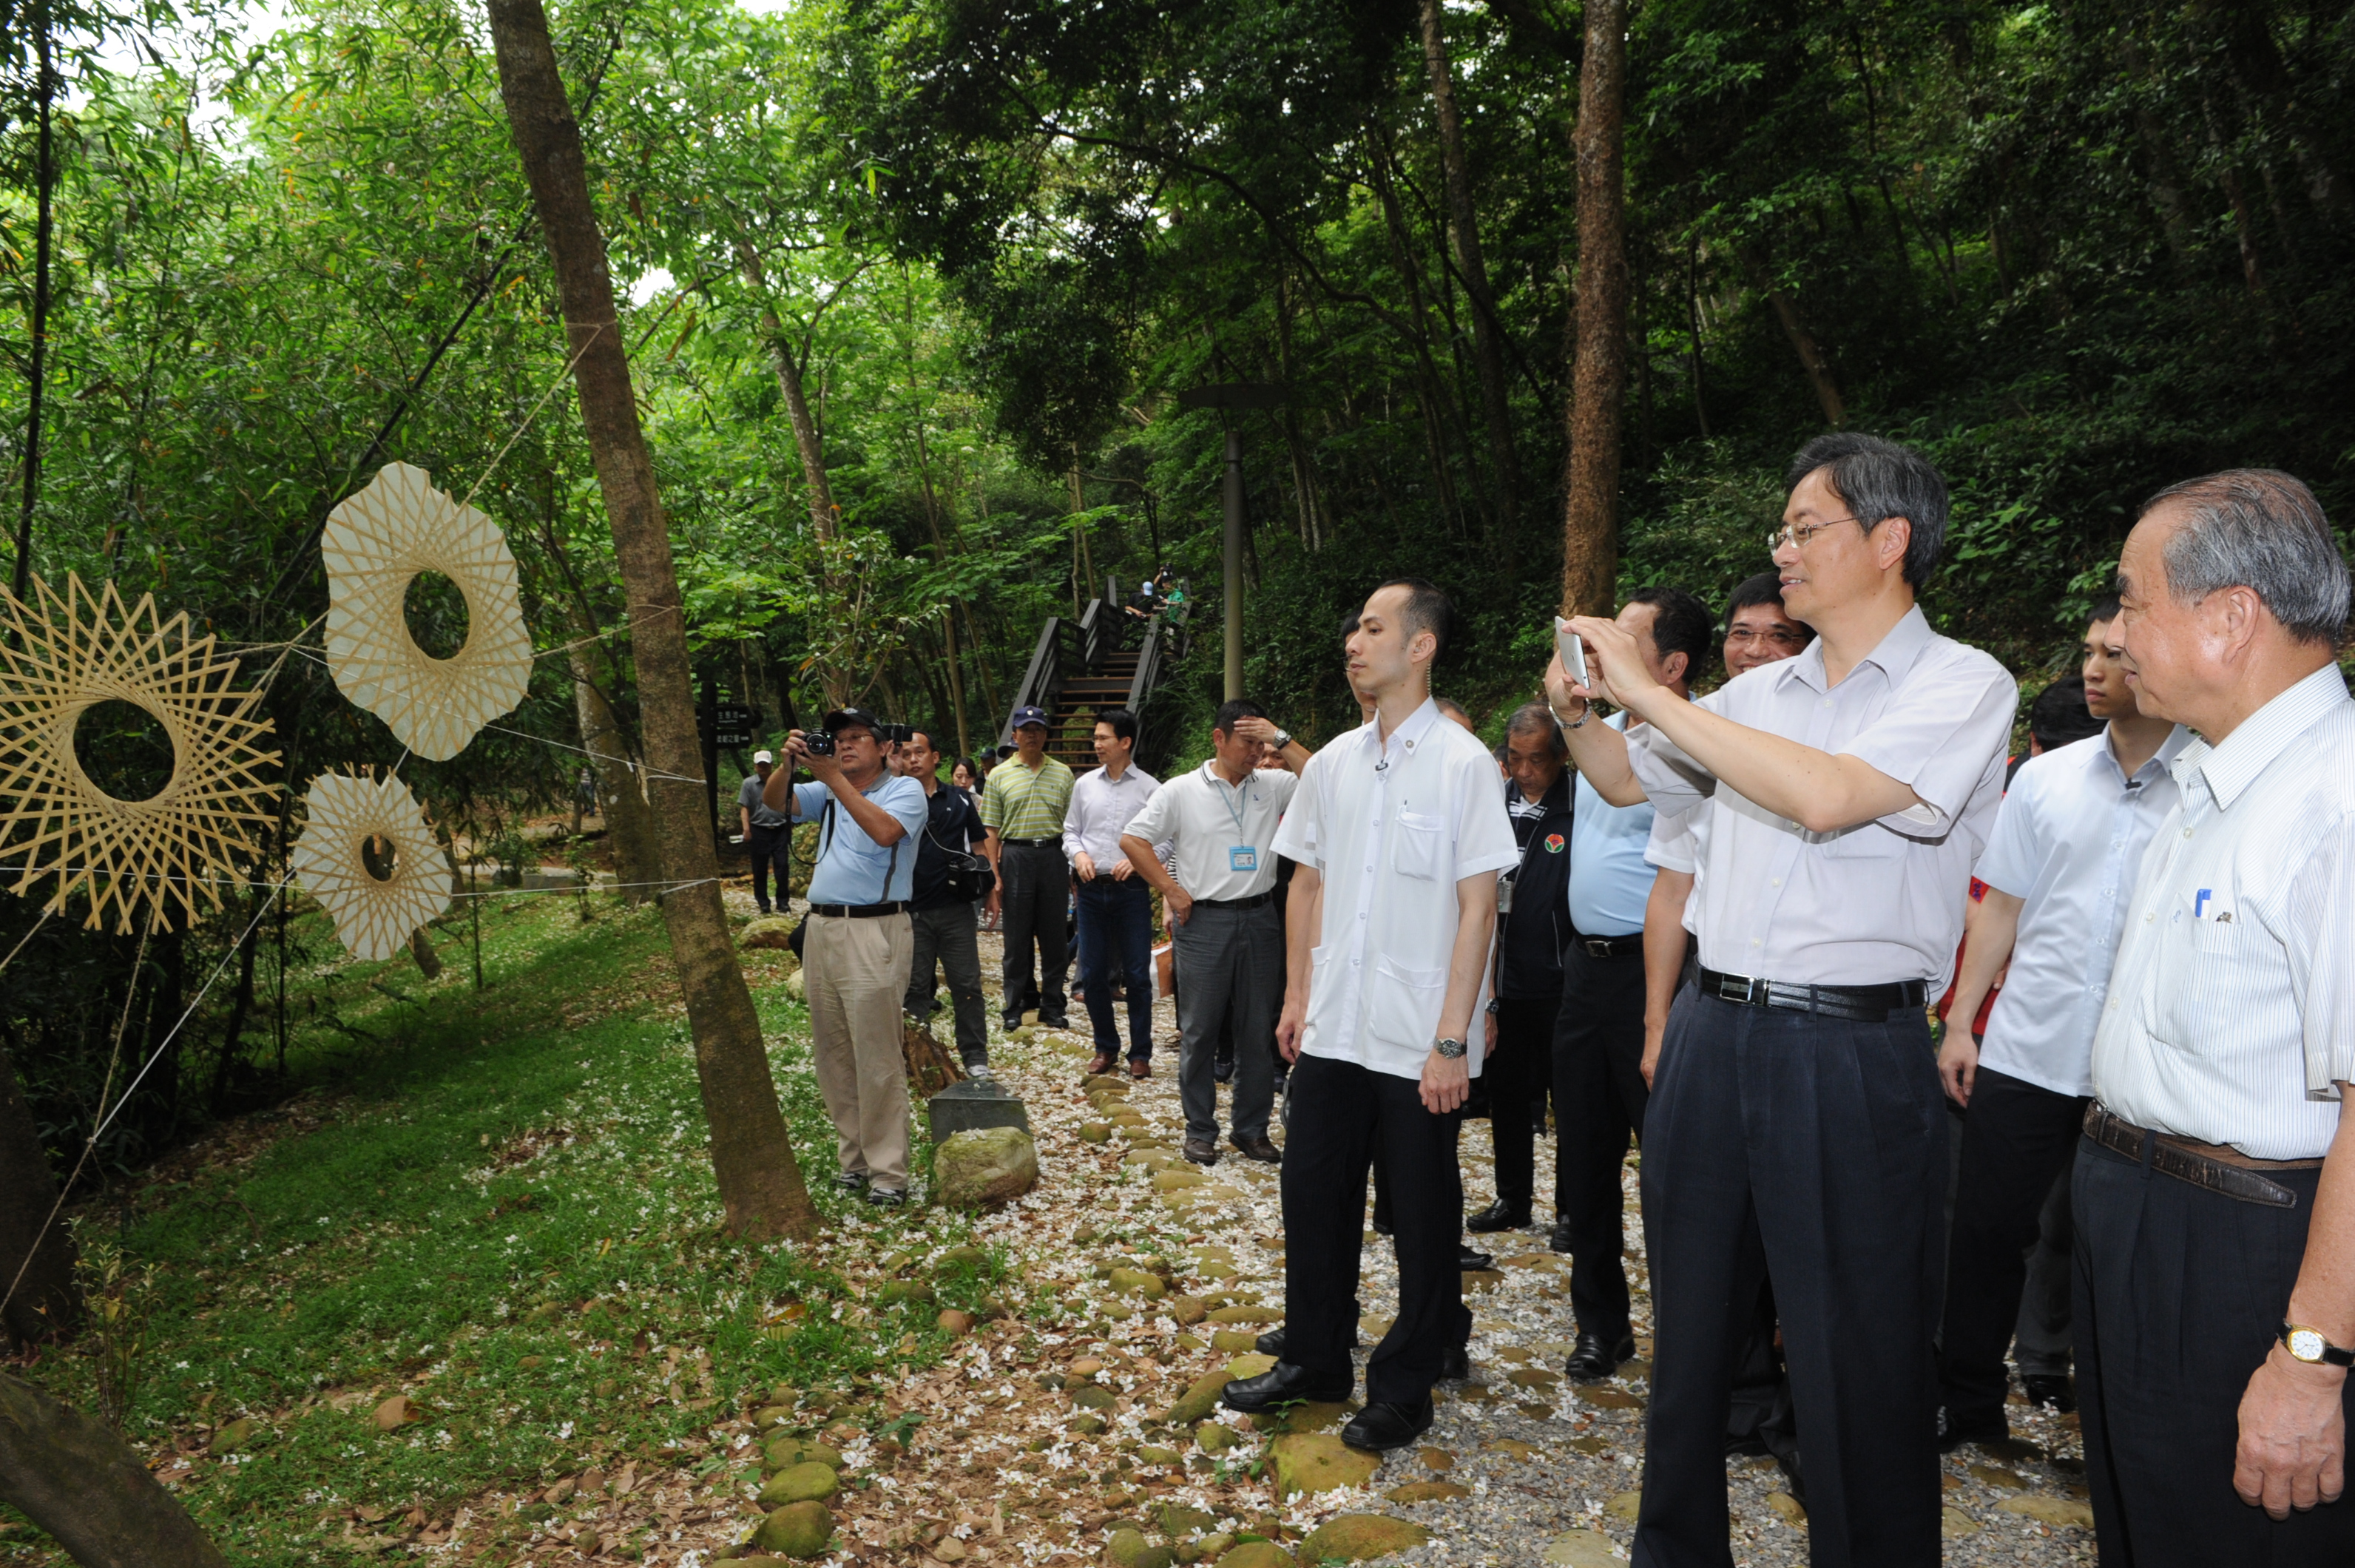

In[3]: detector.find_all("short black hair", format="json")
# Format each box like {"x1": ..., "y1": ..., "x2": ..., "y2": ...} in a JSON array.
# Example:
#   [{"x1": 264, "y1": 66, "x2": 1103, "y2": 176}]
[
  {"x1": 1095, "y1": 706, "x2": 1138, "y2": 743},
  {"x1": 1434, "y1": 696, "x2": 1471, "y2": 725},
  {"x1": 1212, "y1": 698, "x2": 1266, "y2": 735},
  {"x1": 1626, "y1": 585, "x2": 1714, "y2": 683},
  {"x1": 1786, "y1": 433, "x2": 1951, "y2": 587},
  {"x1": 1371, "y1": 577, "x2": 1452, "y2": 665},
  {"x1": 2088, "y1": 593, "x2": 2123, "y2": 625},
  {"x1": 1726, "y1": 572, "x2": 1812, "y2": 641},
  {"x1": 1340, "y1": 612, "x2": 1361, "y2": 641},
  {"x1": 2029, "y1": 673, "x2": 2104, "y2": 751},
  {"x1": 905, "y1": 729, "x2": 941, "y2": 756},
  {"x1": 1505, "y1": 700, "x2": 1568, "y2": 760}
]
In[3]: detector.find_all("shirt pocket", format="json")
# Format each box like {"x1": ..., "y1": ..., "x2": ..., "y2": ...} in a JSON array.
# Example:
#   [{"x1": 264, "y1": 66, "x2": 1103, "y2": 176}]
[
  {"x1": 1366, "y1": 956, "x2": 1449, "y2": 1053},
  {"x1": 2150, "y1": 913, "x2": 2266, "y2": 1048},
  {"x1": 1392, "y1": 811, "x2": 1445, "y2": 880}
]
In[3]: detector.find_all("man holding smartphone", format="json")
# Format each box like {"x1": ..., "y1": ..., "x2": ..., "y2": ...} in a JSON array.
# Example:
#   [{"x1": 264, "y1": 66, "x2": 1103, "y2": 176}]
[{"x1": 1552, "y1": 434, "x2": 2013, "y2": 1564}]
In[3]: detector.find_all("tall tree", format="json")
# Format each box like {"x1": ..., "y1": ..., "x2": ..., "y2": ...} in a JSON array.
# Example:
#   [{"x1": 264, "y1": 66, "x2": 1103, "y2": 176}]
[
  {"x1": 485, "y1": 0, "x2": 820, "y2": 1240},
  {"x1": 0, "y1": 1039, "x2": 78, "y2": 1348},
  {"x1": 1560, "y1": 0, "x2": 1628, "y2": 617},
  {"x1": 1416, "y1": 0, "x2": 1518, "y2": 540}
]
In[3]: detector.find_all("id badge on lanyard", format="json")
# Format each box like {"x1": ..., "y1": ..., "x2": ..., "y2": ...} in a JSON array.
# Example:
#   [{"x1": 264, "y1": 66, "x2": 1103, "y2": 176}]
[{"x1": 1230, "y1": 845, "x2": 1258, "y2": 873}]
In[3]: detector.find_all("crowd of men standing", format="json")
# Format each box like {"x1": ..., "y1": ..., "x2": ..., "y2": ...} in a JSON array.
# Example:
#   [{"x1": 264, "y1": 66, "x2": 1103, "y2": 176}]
[{"x1": 753, "y1": 431, "x2": 2352, "y2": 1567}]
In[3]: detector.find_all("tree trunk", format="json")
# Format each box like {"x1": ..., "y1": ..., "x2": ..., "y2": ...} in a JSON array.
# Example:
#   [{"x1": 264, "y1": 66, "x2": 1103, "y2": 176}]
[
  {"x1": 408, "y1": 927, "x2": 444, "y2": 981},
  {"x1": 11, "y1": 5, "x2": 53, "y2": 601},
  {"x1": 0, "y1": 1038, "x2": 78, "y2": 1349},
  {"x1": 1559, "y1": 0, "x2": 1629, "y2": 618},
  {"x1": 0, "y1": 1369, "x2": 227, "y2": 1567},
  {"x1": 487, "y1": 0, "x2": 820, "y2": 1242},
  {"x1": 1763, "y1": 283, "x2": 1845, "y2": 427},
  {"x1": 1416, "y1": 0, "x2": 1518, "y2": 542},
  {"x1": 565, "y1": 657, "x2": 660, "y2": 901},
  {"x1": 734, "y1": 240, "x2": 838, "y2": 544}
]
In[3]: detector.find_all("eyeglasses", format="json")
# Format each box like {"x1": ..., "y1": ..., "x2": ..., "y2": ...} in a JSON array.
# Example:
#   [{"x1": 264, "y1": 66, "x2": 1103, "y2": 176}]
[{"x1": 1766, "y1": 516, "x2": 1863, "y2": 552}]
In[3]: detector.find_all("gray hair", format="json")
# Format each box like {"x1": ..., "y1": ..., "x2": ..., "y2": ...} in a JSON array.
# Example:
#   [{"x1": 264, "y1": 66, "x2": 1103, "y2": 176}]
[
  {"x1": 1505, "y1": 700, "x2": 1567, "y2": 760},
  {"x1": 1787, "y1": 433, "x2": 1951, "y2": 587},
  {"x1": 2138, "y1": 470, "x2": 2348, "y2": 645}
]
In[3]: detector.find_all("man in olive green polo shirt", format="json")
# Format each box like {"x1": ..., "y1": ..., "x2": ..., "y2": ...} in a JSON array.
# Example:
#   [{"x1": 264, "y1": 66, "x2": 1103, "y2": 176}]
[{"x1": 981, "y1": 706, "x2": 1077, "y2": 1030}]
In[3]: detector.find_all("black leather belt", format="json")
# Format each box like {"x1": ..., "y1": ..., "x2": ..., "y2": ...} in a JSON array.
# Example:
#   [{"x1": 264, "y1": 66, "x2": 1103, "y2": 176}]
[
  {"x1": 808, "y1": 902, "x2": 910, "y2": 919},
  {"x1": 1197, "y1": 891, "x2": 1275, "y2": 910},
  {"x1": 1572, "y1": 932, "x2": 1643, "y2": 959},
  {"x1": 2084, "y1": 1103, "x2": 2319, "y2": 1209},
  {"x1": 1697, "y1": 967, "x2": 1927, "y2": 1022},
  {"x1": 999, "y1": 837, "x2": 1058, "y2": 848}
]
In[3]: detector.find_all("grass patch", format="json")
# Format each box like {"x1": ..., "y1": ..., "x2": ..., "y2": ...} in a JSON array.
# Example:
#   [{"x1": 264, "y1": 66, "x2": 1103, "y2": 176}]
[{"x1": 2, "y1": 890, "x2": 1014, "y2": 1564}]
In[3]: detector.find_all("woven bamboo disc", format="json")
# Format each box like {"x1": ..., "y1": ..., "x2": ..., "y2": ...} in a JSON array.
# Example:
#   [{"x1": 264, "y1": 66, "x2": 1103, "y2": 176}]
[
  {"x1": 291, "y1": 770, "x2": 452, "y2": 961},
  {"x1": 322, "y1": 462, "x2": 533, "y2": 761},
  {"x1": 0, "y1": 572, "x2": 281, "y2": 933}
]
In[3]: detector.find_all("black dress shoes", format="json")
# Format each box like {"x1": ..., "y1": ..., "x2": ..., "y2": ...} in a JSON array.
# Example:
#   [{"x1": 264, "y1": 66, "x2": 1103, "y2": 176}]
[
  {"x1": 1564, "y1": 1331, "x2": 1637, "y2": 1382},
  {"x1": 1182, "y1": 1138, "x2": 1220, "y2": 1166},
  {"x1": 1458, "y1": 1245, "x2": 1494, "y2": 1271},
  {"x1": 2021, "y1": 1373, "x2": 2076, "y2": 1413},
  {"x1": 1340, "y1": 1397, "x2": 1433, "y2": 1451},
  {"x1": 1221, "y1": 1362, "x2": 1354, "y2": 1412},
  {"x1": 1440, "y1": 1343, "x2": 1470, "y2": 1382},
  {"x1": 1465, "y1": 1200, "x2": 1532, "y2": 1233},
  {"x1": 1213, "y1": 1052, "x2": 1236, "y2": 1084},
  {"x1": 1936, "y1": 1405, "x2": 2010, "y2": 1454},
  {"x1": 1547, "y1": 1218, "x2": 1575, "y2": 1254},
  {"x1": 1255, "y1": 1325, "x2": 1365, "y2": 1357}
]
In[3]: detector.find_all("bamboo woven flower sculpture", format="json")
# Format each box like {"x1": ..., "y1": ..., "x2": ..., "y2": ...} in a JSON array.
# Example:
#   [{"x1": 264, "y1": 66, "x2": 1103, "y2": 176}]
[
  {"x1": 291, "y1": 770, "x2": 452, "y2": 961},
  {"x1": 0, "y1": 573, "x2": 281, "y2": 933},
  {"x1": 321, "y1": 462, "x2": 533, "y2": 761}
]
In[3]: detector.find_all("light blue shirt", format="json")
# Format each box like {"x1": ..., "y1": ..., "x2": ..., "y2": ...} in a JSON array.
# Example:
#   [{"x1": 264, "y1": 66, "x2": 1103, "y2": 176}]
[
  {"x1": 795, "y1": 775, "x2": 928, "y2": 905},
  {"x1": 1568, "y1": 713, "x2": 1658, "y2": 938}
]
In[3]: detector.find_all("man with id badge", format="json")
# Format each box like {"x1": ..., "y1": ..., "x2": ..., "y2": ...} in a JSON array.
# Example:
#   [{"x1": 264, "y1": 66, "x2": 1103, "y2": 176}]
[{"x1": 1121, "y1": 698, "x2": 1301, "y2": 1166}]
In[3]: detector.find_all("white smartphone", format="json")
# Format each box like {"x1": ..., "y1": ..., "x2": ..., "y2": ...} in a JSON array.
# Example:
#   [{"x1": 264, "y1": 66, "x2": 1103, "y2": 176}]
[{"x1": 1553, "y1": 616, "x2": 1589, "y2": 688}]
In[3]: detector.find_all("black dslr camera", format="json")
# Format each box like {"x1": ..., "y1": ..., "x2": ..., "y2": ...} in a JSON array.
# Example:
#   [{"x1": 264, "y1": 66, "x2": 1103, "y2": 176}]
[{"x1": 802, "y1": 729, "x2": 837, "y2": 758}]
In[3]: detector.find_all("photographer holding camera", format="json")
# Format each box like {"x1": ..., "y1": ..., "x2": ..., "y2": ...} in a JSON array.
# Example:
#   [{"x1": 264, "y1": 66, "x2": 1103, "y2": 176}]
[{"x1": 763, "y1": 707, "x2": 930, "y2": 1206}]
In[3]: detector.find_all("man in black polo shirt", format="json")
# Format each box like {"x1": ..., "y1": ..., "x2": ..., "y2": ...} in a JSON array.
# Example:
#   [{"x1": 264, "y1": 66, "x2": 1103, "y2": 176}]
[{"x1": 900, "y1": 728, "x2": 993, "y2": 1075}]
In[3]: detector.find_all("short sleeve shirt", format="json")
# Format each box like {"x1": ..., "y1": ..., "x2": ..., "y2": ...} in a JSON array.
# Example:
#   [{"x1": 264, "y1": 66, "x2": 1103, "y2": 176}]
[
  {"x1": 1122, "y1": 763, "x2": 1298, "y2": 901},
  {"x1": 794, "y1": 775, "x2": 929, "y2": 905},
  {"x1": 1567, "y1": 712, "x2": 1658, "y2": 938},
  {"x1": 740, "y1": 775, "x2": 787, "y2": 831},
  {"x1": 1271, "y1": 700, "x2": 1520, "y2": 1081},
  {"x1": 979, "y1": 757, "x2": 1075, "y2": 840},
  {"x1": 1625, "y1": 606, "x2": 2015, "y2": 988},
  {"x1": 1971, "y1": 726, "x2": 2186, "y2": 1098}
]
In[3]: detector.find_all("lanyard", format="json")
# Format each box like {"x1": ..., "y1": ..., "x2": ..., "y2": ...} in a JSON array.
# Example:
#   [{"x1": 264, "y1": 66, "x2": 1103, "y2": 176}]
[{"x1": 1211, "y1": 767, "x2": 1252, "y2": 840}]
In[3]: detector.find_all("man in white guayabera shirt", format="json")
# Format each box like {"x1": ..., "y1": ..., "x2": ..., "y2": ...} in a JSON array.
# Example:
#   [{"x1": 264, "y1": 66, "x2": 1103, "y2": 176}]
[
  {"x1": 1554, "y1": 433, "x2": 2013, "y2": 1567},
  {"x1": 2077, "y1": 470, "x2": 2355, "y2": 1566},
  {"x1": 1220, "y1": 578, "x2": 1517, "y2": 1455}
]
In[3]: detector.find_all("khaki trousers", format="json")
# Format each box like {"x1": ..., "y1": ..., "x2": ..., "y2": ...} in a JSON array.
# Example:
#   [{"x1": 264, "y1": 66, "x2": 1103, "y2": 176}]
[{"x1": 805, "y1": 912, "x2": 915, "y2": 1190}]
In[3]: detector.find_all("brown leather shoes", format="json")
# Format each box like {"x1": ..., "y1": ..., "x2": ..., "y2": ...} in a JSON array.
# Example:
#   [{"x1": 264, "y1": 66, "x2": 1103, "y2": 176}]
[
  {"x1": 1232, "y1": 1133, "x2": 1283, "y2": 1163},
  {"x1": 1084, "y1": 1052, "x2": 1116, "y2": 1077},
  {"x1": 1128, "y1": 1058, "x2": 1152, "y2": 1079}
]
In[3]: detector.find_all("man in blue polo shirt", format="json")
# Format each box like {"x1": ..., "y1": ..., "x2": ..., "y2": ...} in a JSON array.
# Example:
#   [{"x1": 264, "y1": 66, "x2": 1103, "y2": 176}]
[
  {"x1": 1553, "y1": 587, "x2": 1714, "y2": 1381},
  {"x1": 768, "y1": 708, "x2": 930, "y2": 1206}
]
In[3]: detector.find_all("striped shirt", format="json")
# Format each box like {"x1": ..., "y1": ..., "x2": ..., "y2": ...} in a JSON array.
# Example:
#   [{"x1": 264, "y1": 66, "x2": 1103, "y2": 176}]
[
  {"x1": 2089, "y1": 662, "x2": 2355, "y2": 1160},
  {"x1": 979, "y1": 755, "x2": 1075, "y2": 842}
]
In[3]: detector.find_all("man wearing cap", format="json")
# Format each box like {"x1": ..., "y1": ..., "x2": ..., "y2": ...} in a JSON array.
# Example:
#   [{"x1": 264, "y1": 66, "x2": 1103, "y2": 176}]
[
  {"x1": 740, "y1": 748, "x2": 790, "y2": 916},
  {"x1": 981, "y1": 706, "x2": 1078, "y2": 1032},
  {"x1": 765, "y1": 709, "x2": 930, "y2": 1206}
]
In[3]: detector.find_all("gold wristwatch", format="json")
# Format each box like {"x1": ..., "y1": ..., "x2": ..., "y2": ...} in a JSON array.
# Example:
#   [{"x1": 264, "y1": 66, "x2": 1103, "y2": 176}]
[{"x1": 2280, "y1": 1321, "x2": 2355, "y2": 1368}]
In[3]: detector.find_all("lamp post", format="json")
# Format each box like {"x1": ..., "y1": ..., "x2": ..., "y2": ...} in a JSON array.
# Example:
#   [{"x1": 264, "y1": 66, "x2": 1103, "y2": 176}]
[{"x1": 1175, "y1": 382, "x2": 1288, "y2": 702}]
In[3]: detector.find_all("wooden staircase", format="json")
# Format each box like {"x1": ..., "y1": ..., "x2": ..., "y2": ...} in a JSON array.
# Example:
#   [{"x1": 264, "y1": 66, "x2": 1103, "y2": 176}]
[{"x1": 1003, "y1": 577, "x2": 1178, "y2": 775}]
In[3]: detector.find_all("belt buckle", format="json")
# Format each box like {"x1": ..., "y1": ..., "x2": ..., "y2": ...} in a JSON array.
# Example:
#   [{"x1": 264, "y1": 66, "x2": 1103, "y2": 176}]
[
  {"x1": 1584, "y1": 937, "x2": 1609, "y2": 959},
  {"x1": 1723, "y1": 973, "x2": 1766, "y2": 1005}
]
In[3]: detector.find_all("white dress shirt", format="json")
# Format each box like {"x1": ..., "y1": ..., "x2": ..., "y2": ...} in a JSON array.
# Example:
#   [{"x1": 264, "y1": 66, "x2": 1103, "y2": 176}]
[
  {"x1": 1271, "y1": 699, "x2": 1520, "y2": 1081},
  {"x1": 1626, "y1": 606, "x2": 2015, "y2": 989},
  {"x1": 1121, "y1": 762, "x2": 1297, "y2": 902},
  {"x1": 2090, "y1": 663, "x2": 2355, "y2": 1160},
  {"x1": 1973, "y1": 725, "x2": 2188, "y2": 1098},
  {"x1": 1062, "y1": 763, "x2": 1163, "y2": 867}
]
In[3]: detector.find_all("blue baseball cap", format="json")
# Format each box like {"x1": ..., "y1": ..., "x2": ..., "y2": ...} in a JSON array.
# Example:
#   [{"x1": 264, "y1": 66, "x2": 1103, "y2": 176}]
[{"x1": 1011, "y1": 706, "x2": 1050, "y2": 729}]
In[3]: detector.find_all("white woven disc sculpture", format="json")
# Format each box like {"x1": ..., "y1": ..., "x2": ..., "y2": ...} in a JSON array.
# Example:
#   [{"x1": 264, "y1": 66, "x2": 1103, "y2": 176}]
[
  {"x1": 0, "y1": 572, "x2": 281, "y2": 933},
  {"x1": 291, "y1": 770, "x2": 452, "y2": 961},
  {"x1": 322, "y1": 462, "x2": 533, "y2": 761}
]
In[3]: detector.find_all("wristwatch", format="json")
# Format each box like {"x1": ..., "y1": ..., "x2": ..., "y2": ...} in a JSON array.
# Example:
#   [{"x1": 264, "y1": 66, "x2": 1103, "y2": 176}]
[
  {"x1": 1271, "y1": 727, "x2": 1291, "y2": 748},
  {"x1": 1433, "y1": 1036, "x2": 1467, "y2": 1060},
  {"x1": 2280, "y1": 1321, "x2": 2355, "y2": 1368}
]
